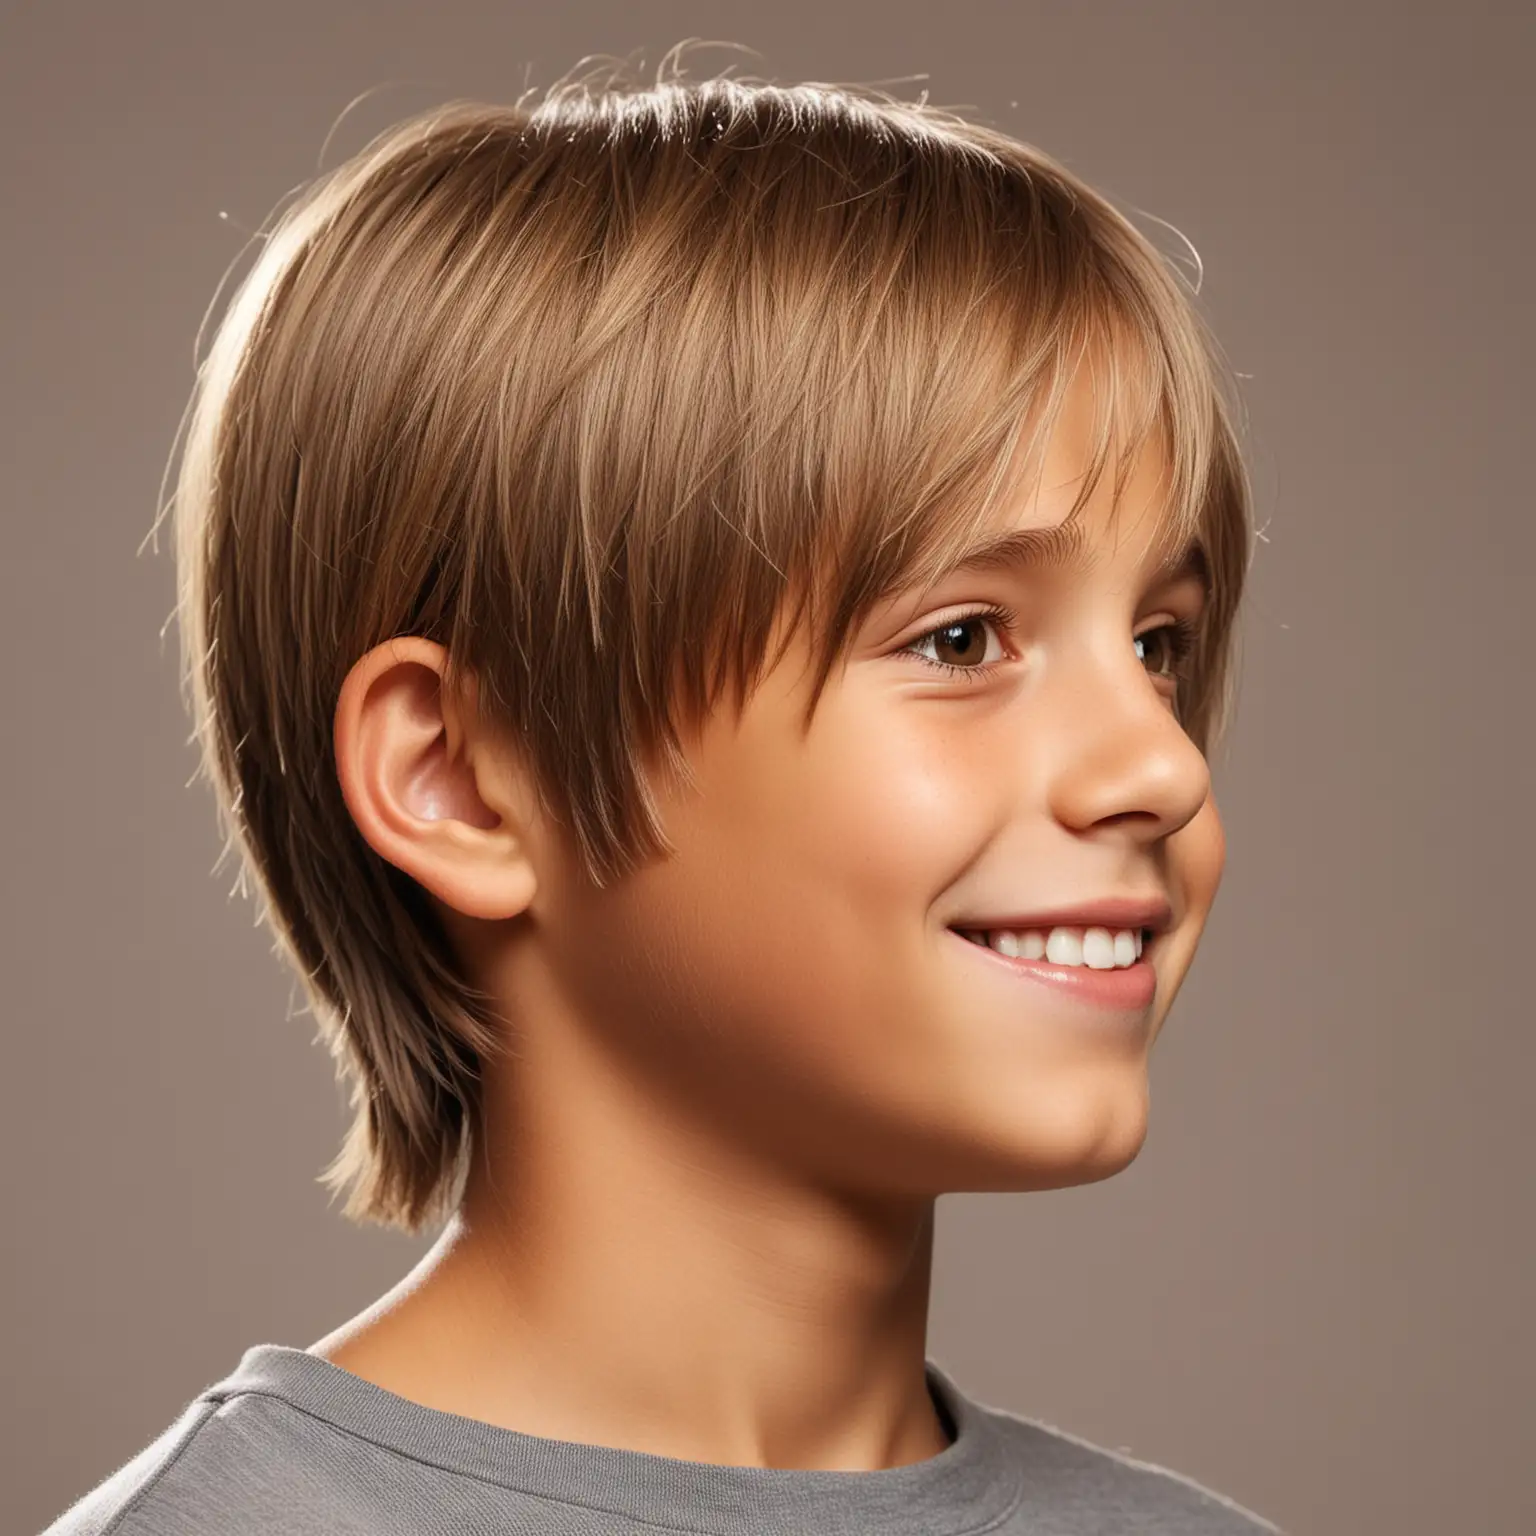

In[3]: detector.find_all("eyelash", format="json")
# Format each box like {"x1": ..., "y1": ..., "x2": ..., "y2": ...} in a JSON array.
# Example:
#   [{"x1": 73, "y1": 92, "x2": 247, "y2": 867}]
[{"x1": 901, "y1": 604, "x2": 1201, "y2": 683}]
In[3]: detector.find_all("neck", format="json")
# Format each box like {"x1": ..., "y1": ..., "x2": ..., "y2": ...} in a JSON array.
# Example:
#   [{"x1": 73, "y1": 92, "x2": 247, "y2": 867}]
[{"x1": 310, "y1": 1059, "x2": 948, "y2": 1470}]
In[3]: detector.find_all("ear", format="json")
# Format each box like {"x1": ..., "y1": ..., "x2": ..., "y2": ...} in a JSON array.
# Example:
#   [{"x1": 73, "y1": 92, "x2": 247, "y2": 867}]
[{"x1": 333, "y1": 637, "x2": 540, "y2": 921}]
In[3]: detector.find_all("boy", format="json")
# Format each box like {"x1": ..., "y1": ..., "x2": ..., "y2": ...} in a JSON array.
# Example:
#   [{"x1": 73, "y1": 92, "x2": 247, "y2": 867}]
[{"x1": 45, "y1": 63, "x2": 1280, "y2": 1535}]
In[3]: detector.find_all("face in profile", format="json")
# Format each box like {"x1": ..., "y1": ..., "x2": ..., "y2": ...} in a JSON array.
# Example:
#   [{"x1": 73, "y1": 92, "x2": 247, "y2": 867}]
[{"x1": 485, "y1": 360, "x2": 1225, "y2": 1202}]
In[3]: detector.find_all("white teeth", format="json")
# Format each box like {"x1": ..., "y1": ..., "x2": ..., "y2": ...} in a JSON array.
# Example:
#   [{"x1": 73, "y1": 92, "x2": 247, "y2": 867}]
[
  {"x1": 1081, "y1": 927, "x2": 1116, "y2": 969},
  {"x1": 972, "y1": 925, "x2": 1147, "y2": 970},
  {"x1": 1044, "y1": 928, "x2": 1083, "y2": 965}
]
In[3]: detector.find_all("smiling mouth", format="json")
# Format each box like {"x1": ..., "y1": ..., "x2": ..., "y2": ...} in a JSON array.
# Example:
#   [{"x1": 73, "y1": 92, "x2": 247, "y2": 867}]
[
  {"x1": 944, "y1": 924, "x2": 1160, "y2": 1014},
  {"x1": 947, "y1": 925, "x2": 1155, "y2": 971}
]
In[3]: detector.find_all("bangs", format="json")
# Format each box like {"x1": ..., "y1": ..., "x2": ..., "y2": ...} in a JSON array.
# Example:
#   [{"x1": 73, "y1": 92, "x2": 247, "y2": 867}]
[
  {"x1": 784, "y1": 302, "x2": 1207, "y2": 718},
  {"x1": 625, "y1": 114, "x2": 1239, "y2": 758}
]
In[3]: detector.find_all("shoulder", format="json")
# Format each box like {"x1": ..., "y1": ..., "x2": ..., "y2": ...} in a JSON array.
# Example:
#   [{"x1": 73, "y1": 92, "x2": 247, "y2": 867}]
[
  {"x1": 39, "y1": 1399, "x2": 218, "y2": 1536},
  {"x1": 979, "y1": 1402, "x2": 1286, "y2": 1534},
  {"x1": 38, "y1": 1389, "x2": 390, "y2": 1536}
]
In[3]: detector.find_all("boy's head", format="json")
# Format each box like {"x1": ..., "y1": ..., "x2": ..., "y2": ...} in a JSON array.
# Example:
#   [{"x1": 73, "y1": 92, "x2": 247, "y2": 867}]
[{"x1": 169, "y1": 68, "x2": 1251, "y2": 1234}]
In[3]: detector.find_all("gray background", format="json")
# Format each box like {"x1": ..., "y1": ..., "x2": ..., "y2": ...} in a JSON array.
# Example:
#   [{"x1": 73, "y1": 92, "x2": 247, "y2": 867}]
[{"x1": 4, "y1": 3, "x2": 1531, "y2": 1533}]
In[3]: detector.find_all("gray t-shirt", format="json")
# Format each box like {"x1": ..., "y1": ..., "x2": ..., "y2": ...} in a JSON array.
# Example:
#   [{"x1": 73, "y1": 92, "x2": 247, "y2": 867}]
[{"x1": 41, "y1": 1344, "x2": 1283, "y2": 1534}]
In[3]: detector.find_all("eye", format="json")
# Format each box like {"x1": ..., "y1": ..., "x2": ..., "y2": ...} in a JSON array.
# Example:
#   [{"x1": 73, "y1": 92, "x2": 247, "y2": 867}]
[
  {"x1": 900, "y1": 604, "x2": 1015, "y2": 678},
  {"x1": 900, "y1": 606, "x2": 1201, "y2": 684},
  {"x1": 1135, "y1": 616, "x2": 1200, "y2": 682}
]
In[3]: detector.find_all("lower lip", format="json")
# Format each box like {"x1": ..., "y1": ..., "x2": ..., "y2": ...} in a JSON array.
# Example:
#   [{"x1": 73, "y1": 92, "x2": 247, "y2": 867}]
[{"x1": 946, "y1": 928, "x2": 1158, "y2": 1012}]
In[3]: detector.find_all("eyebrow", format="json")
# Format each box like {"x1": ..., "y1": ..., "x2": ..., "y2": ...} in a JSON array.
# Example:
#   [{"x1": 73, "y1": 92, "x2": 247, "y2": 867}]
[{"x1": 939, "y1": 523, "x2": 1211, "y2": 597}]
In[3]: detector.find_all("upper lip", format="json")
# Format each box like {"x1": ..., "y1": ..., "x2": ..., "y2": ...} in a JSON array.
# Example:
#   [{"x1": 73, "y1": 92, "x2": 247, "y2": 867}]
[{"x1": 949, "y1": 896, "x2": 1174, "y2": 934}]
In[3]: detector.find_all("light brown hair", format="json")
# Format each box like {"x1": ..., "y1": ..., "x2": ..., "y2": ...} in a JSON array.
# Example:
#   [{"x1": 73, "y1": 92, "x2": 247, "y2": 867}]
[{"x1": 160, "y1": 61, "x2": 1254, "y2": 1234}]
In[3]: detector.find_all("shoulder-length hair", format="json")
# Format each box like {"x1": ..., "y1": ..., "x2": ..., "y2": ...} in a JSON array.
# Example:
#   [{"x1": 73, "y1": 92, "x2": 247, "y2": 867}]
[{"x1": 165, "y1": 66, "x2": 1253, "y2": 1233}]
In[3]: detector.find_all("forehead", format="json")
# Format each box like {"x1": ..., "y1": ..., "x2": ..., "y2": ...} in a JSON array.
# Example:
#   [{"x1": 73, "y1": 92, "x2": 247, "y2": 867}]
[
  {"x1": 920, "y1": 358, "x2": 1206, "y2": 597},
  {"x1": 939, "y1": 518, "x2": 1209, "y2": 599}
]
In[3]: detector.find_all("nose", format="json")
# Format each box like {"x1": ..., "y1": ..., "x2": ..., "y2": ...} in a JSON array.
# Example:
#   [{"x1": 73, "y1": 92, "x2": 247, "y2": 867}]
[{"x1": 1040, "y1": 650, "x2": 1212, "y2": 844}]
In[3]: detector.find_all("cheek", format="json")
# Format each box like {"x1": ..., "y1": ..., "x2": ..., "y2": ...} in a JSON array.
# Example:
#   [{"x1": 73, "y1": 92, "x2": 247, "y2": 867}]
[
  {"x1": 1148, "y1": 793, "x2": 1226, "y2": 1035},
  {"x1": 724, "y1": 695, "x2": 995, "y2": 938},
  {"x1": 1172, "y1": 791, "x2": 1226, "y2": 921},
  {"x1": 569, "y1": 698, "x2": 992, "y2": 1069}
]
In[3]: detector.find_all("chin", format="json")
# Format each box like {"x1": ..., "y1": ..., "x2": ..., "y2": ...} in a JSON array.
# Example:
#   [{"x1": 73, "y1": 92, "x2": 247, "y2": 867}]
[{"x1": 972, "y1": 1072, "x2": 1152, "y2": 1192}]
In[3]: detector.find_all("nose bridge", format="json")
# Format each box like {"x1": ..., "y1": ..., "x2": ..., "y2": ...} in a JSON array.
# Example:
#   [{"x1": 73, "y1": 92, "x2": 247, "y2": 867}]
[{"x1": 1038, "y1": 645, "x2": 1211, "y2": 838}]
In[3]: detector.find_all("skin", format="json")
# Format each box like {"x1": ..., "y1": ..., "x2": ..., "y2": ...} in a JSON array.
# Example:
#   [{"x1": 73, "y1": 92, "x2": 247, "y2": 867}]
[{"x1": 311, "y1": 356, "x2": 1224, "y2": 1473}]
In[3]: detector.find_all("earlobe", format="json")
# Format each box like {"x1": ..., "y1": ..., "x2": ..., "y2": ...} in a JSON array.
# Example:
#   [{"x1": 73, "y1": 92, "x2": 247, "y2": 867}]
[{"x1": 333, "y1": 637, "x2": 540, "y2": 922}]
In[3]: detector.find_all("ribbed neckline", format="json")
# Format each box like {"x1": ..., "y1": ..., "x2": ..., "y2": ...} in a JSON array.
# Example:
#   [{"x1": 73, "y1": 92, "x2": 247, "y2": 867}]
[{"x1": 202, "y1": 1344, "x2": 1021, "y2": 1535}]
